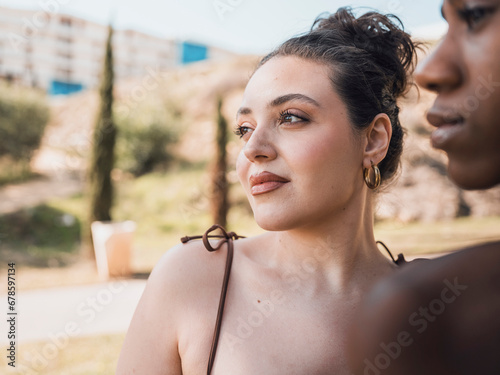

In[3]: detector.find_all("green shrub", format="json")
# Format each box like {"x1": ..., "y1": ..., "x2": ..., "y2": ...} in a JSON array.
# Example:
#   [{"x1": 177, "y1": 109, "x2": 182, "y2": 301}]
[
  {"x1": 115, "y1": 99, "x2": 182, "y2": 176},
  {"x1": 0, "y1": 84, "x2": 50, "y2": 162},
  {"x1": 0, "y1": 204, "x2": 81, "y2": 267},
  {"x1": 0, "y1": 155, "x2": 37, "y2": 185}
]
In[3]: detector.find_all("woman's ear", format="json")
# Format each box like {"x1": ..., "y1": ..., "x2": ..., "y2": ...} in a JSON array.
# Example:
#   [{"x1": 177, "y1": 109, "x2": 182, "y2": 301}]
[{"x1": 363, "y1": 113, "x2": 392, "y2": 169}]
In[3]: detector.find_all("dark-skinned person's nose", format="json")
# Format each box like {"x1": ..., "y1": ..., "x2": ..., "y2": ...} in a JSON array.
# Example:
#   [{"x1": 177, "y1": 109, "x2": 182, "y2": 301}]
[
  {"x1": 415, "y1": 35, "x2": 463, "y2": 94},
  {"x1": 242, "y1": 126, "x2": 277, "y2": 163}
]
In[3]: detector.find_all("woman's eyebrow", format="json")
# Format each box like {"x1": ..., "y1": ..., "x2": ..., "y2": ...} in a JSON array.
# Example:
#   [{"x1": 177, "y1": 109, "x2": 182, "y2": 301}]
[
  {"x1": 236, "y1": 93, "x2": 320, "y2": 119},
  {"x1": 236, "y1": 107, "x2": 252, "y2": 119},
  {"x1": 269, "y1": 93, "x2": 321, "y2": 108}
]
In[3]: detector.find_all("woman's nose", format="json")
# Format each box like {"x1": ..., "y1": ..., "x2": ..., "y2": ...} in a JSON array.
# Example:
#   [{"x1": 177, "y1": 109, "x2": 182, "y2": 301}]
[
  {"x1": 242, "y1": 126, "x2": 278, "y2": 163},
  {"x1": 415, "y1": 35, "x2": 463, "y2": 94}
]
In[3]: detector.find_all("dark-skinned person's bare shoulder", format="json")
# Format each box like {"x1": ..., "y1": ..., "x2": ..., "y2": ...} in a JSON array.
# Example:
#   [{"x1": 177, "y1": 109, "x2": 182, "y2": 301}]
[{"x1": 348, "y1": 241, "x2": 500, "y2": 375}]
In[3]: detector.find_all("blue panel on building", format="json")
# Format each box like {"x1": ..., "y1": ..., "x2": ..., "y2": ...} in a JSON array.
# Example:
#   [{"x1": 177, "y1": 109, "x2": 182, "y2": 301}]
[
  {"x1": 180, "y1": 42, "x2": 208, "y2": 65},
  {"x1": 49, "y1": 80, "x2": 84, "y2": 95}
]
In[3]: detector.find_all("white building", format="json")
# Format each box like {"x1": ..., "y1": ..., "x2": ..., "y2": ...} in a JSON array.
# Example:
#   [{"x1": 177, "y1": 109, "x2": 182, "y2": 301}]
[{"x1": 0, "y1": 6, "x2": 233, "y2": 94}]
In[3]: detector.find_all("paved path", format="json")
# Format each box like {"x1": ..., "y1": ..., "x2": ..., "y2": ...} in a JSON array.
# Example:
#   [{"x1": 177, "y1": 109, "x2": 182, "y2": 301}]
[{"x1": 0, "y1": 280, "x2": 146, "y2": 346}]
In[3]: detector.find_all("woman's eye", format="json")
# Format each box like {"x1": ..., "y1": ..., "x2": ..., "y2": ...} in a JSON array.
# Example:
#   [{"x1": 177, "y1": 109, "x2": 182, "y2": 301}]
[
  {"x1": 459, "y1": 6, "x2": 495, "y2": 29},
  {"x1": 234, "y1": 125, "x2": 252, "y2": 138},
  {"x1": 279, "y1": 111, "x2": 306, "y2": 124}
]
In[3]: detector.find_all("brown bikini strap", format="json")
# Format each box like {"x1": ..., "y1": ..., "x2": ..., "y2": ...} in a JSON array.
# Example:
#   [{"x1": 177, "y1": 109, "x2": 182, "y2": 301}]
[
  {"x1": 376, "y1": 240, "x2": 406, "y2": 265},
  {"x1": 181, "y1": 224, "x2": 244, "y2": 375}
]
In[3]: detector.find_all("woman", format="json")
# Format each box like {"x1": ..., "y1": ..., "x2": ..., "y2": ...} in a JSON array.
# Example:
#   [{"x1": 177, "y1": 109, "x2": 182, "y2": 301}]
[
  {"x1": 348, "y1": 1, "x2": 500, "y2": 374},
  {"x1": 117, "y1": 7, "x2": 419, "y2": 374}
]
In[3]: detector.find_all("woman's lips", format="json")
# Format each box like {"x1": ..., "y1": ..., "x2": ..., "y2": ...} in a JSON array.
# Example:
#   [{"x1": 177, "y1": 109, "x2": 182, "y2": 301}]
[
  {"x1": 251, "y1": 181, "x2": 288, "y2": 195},
  {"x1": 431, "y1": 123, "x2": 465, "y2": 148},
  {"x1": 249, "y1": 171, "x2": 289, "y2": 196},
  {"x1": 426, "y1": 110, "x2": 465, "y2": 149}
]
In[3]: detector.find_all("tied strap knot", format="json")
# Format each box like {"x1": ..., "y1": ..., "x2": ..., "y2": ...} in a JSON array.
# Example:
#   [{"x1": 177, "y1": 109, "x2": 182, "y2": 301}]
[
  {"x1": 180, "y1": 226, "x2": 244, "y2": 248},
  {"x1": 227, "y1": 231, "x2": 239, "y2": 240},
  {"x1": 202, "y1": 224, "x2": 237, "y2": 252}
]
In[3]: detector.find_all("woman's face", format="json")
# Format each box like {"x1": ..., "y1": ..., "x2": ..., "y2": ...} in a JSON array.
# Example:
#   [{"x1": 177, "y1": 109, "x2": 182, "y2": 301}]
[
  {"x1": 235, "y1": 56, "x2": 366, "y2": 232},
  {"x1": 415, "y1": 0, "x2": 500, "y2": 189}
]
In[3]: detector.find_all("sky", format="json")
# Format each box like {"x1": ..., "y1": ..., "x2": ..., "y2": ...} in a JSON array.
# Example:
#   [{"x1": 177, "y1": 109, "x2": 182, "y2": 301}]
[{"x1": 0, "y1": 0, "x2": 447, "y2": 54}]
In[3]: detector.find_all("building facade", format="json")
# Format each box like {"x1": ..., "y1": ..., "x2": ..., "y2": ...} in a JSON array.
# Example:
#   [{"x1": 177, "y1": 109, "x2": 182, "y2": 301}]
[{"x1": 0, "y1": 6, "x2": 232, "y2": 94}]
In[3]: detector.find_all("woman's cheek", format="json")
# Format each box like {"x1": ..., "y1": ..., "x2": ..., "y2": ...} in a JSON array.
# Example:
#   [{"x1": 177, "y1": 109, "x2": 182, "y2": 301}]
[
  {"x1": 291, "y1": 137, "x2": 335, "y2": 167},
  {"x1": 236, "y1": 150, "x2": 250, "y2": 189}
]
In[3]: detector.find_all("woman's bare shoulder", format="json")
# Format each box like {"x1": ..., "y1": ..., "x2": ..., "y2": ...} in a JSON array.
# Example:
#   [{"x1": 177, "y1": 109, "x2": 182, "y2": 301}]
[
  {"x1": 116, "y1": 238, "x2": 229, "y2": 375},
  {"x1": 147, "y1": 238, "x2": 230, "y2": 301}
]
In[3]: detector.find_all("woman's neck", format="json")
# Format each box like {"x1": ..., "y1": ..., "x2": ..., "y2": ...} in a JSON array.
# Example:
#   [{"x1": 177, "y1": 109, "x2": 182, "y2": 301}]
[{"x1": 257, "y1": 195, "x2": 394, "y2": 292}]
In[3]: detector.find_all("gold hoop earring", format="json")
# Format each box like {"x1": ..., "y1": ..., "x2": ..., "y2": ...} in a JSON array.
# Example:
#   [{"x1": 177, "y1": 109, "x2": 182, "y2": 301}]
[{"x1": 364, "y1": 162, "x2": 381, "y2": 189}]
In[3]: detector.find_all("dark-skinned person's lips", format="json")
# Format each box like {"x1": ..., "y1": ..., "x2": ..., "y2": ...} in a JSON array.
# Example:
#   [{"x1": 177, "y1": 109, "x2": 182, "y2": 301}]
[
  {"x1": 426, "y1": 109, "x2": 465, "y2": 149},
  {"x1": 249, "y1": 171, "x2": 290, "y2": 196}
]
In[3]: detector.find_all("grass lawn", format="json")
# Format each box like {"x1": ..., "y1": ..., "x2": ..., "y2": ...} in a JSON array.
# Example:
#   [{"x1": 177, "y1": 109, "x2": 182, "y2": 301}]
[{"x1": 1, "y1": 334, "x2": 125, "y2": 375}]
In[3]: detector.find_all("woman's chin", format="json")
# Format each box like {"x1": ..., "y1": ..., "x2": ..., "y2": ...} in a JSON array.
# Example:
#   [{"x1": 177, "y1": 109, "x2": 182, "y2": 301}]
[
  {"x1": 448, "y1": 161, "x2": 500, "y2": 190},
  {"x1": 254, "y1": 213, "x2": 301, "y2": 232},
  {"x1": 255, "y1": 218, "x2": 285, "y2": 232},
  {"x1": 254, "y1": 215, "x2": 289, "y2": 232}
]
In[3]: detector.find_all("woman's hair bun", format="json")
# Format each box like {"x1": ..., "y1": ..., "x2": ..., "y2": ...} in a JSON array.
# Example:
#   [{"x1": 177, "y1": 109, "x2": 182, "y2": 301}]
[{"x1": 312, "y1": 7, "x2": 417, "y2": 98}]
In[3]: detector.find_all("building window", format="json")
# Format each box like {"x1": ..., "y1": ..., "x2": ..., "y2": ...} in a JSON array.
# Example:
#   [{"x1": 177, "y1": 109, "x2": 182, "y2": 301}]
[
  {"x1": 60, "y1": 17, "x2": 72, "y2": 27},
  {"x1": 57, "y1": 50, "x2": 73, "y2": 60},
  {"x1": 58, "y1": 36, "x2": 72, "y2": 44},
  {"x1": 56, "y1": 67, "x2": 73, "y2": 80}
]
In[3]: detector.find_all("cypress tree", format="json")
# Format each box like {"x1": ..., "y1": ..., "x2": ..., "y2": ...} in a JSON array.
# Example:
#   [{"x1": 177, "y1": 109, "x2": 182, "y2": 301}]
[
  {"x1": 210, "y1": 96, "x2": 229, "y2": 228},
  {"x1": 86, "y1": 25, "x2": 117, "y2": 255}
]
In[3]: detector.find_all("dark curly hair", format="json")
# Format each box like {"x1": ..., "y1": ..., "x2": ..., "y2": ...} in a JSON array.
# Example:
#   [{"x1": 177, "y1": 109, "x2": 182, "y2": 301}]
[{"x1": 258, "y1": 7, "x2": 420, "y2": 184}]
